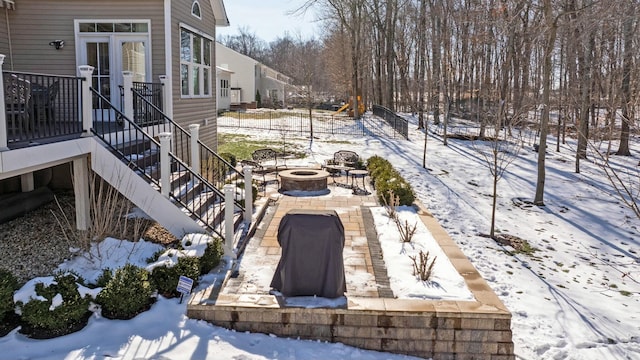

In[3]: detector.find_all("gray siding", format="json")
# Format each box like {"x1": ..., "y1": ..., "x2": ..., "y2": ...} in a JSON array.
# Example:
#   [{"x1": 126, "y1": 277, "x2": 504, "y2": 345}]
[
  {"x1": 1, "y1": 0, "x2": 165, "y2": 77},
  {"x1": 171, "y1": 0, "x2": 218, "y2": 151}
]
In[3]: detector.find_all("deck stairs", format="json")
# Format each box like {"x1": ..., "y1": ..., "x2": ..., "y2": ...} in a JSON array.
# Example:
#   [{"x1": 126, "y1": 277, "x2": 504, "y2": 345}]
[{"x1": 89, "y1": 88, "x2": 246, "y2": 241}]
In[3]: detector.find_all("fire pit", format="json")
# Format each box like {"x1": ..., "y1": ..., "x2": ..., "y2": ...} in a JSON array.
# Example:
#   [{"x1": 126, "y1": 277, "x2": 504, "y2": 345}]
[{"x1": 279, "y1": 169, "x2": 330, "y2": 194}]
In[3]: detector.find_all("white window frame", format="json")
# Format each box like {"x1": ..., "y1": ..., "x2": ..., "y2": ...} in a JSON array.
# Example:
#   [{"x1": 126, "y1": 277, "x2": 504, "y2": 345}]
[
  {"x1": 180, "y1": 23, "x2": 213, "y2": 98},
  {"x1": 191, "y1": 0, "x2": 202, "y2": 19}
]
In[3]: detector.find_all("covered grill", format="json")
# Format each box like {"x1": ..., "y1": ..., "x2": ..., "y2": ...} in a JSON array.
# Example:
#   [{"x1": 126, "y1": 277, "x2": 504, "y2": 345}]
[{"x1": 270, "y1": 209, "x2": 346, "y2": 298}]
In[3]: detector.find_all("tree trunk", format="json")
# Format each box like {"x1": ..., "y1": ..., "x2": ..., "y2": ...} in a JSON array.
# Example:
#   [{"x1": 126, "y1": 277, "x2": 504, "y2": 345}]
[
  {"x1": 617, "y1": 12, "x2": 634, "y2": 156},
  {"x1": 534, "y1": 0, "x2": 556, "y2": 206}
]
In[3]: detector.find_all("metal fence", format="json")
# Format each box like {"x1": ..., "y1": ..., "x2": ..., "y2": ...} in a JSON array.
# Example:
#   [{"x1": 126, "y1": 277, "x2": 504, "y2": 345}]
[
  {"x1": 218, "y1": 109, "x2": 412, "y2": 140},
  {"x1": 372, "y1": 105, "x2": 409, "y2": 140},
  {"x1": 218, "y1": 111, "x2": 367, "y2": 137}
]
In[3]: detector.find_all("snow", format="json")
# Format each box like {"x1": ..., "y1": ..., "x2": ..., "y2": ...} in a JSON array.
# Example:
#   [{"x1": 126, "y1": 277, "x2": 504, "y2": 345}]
[
  {"x1": 371, "y1": 206, "x2": 474, "y2": 301},
  {"x1": 1, "y1": 112, "x2": 639, "y2": 359}
]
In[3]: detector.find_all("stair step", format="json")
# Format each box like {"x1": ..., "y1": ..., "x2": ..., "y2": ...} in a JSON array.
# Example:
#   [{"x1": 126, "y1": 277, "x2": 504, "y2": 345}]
[{"x1": 114, "y1": 138, "x2": 155, "y2": 157}]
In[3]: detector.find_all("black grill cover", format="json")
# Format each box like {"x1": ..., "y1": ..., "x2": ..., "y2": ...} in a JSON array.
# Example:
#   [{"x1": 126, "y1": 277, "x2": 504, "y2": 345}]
[{"x1": 270, "y1": 209, "x2": 346, "y2": 298}]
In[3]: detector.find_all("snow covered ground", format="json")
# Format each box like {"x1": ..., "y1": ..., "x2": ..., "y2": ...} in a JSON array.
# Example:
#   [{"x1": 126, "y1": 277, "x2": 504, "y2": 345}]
[{"x1": 0, "y1": 112, "x2": 638, "y2": 359}]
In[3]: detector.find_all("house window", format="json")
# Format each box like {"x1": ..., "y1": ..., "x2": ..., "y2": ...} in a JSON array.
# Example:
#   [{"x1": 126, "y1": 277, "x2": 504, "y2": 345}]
[
  {"x1": 191, "y1": 1, "x2": 201, "y2": 19},
  {"x1": 180, "y1": 27, "x2": 212, "y2": 97},
  {"x1": 79, "y1": 22, "x2": 148, "y2": 33},
  {"x1": 220, "y1": 79, "x2": 229, "y2": 97}
]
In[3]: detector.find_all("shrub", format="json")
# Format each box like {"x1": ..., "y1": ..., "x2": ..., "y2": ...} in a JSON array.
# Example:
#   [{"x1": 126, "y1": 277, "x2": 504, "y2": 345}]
[
  {"x1": 220, "y1": 152, "x2": 237, "y2": 167},
  {"x1": 18, "y1": 272, "x2": 92, "y2": 338},
  {"x1": 96, "y1": 264, "x2": 154, "y2": 320},
  {"x1": 235, "y1": 181, "x2": 259, "y2": 206},
  {"x1": 199, "y1": 238, "x2": 224, "y2": 275},
  {"x1": 366, "y1": 156, "x2": 415, "y2": 206},
  {"x1": 0, "y1": 269, "x2": 19, "y2": 321},
  {"x1": 409, "y1": 250, "x2": 437, "y2": 282},
  {"x1": 151, "y1": 256, "x2": 200, "y2": 298},
  {"x1": 94, "y1": 268, "x2": 113, "y2": 288}
]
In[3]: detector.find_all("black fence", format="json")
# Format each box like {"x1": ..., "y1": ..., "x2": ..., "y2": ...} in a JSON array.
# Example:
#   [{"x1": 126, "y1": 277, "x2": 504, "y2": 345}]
[
  {"x1": 3, "y1": 71, "x2": 83, "y2": 148},
  {"x1": 119, "y1": 81, "x2": 164, "y2": 126},
  {"x1": 218, "y1": 111, "x2": 368, "y2": 137},
  {"x1": 372, "y1": 105, "x2": 409, "y2": 139}
]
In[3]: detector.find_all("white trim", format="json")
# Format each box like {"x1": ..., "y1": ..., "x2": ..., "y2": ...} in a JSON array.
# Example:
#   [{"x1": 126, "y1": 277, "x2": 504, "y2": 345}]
[
  {"x1": 179, "y1": 22, "x2": 214, "y2": 42},
  {"x1": 164, "y1": 0, "x2": 173, "y2": 119},
  {"x1": 191, "y1": 0, "x2": 202, "y2": 19}
]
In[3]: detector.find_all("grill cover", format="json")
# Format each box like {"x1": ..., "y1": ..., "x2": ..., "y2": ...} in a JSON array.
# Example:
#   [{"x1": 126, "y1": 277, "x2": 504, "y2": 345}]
[{"x1": 270, "y1": 209, "x2": 346, "y2": 298}]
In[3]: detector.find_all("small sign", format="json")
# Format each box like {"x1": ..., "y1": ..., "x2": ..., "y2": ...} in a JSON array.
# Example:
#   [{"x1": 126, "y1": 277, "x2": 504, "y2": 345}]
[{"x1": 177, "y1": 275, "x2": 194, "y2": 295}]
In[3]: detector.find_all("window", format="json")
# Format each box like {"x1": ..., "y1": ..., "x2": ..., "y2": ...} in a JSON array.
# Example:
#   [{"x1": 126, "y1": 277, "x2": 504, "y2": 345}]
[
  {"x1": 180, "y1": 28, "x2": 212, "y2": 97},
  {"x1": 191, "y1": 1, "x2": 201, "y2": 19},
  {"x1": 220, "y1": 79, "x2": 229, "y2": 97},
  {"x1": 79, "y1": 21, "x2": 148, "y2": 33}
]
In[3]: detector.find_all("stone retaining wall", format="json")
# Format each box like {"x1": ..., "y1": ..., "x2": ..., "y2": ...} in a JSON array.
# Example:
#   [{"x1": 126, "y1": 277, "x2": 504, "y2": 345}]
[{"x1": 188, "y1": 294, "x2": 514, "y2": 359}]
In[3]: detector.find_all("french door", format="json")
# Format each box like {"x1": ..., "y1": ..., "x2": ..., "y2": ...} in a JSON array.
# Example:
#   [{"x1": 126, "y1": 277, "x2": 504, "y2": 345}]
[{"x1": 79, "y1": 35, "x2": 149, "y2": 121}]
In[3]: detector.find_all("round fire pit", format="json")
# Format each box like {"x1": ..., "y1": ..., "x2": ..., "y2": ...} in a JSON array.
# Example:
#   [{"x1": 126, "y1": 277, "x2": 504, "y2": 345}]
[{"x1": 279, "y1": 169, "x2": 330, "y2": 194}]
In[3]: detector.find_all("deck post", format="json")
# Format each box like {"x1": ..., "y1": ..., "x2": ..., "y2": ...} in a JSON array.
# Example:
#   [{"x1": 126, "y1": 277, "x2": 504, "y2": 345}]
[
  {"x1": 0, "y1": 55, "x2": 8, "y2": 150},
  {"x1": 189, "y1": 124, "x2": 200, "y2": 177},
  {"x1": 122, "y1": 71, "x2": 134, "y2": 127},
  {"x1": 73, "y1": 156, "x2": 90, "y2": 230},
  {"x1": 223, "y1": 184, "x2": 237, "y2": 258},
  {"x1": 159, "y1": 132, "x2": 172, "y2": 198},
  {"x1": 78, "y1": 65, "x2": 94, "y2": 136},
  {"x1": 243, "y1": 166, "x2": 253, "y2": 224},
  {"x1": 159, "y1": 75, "x2": 172, "y2": 119}
]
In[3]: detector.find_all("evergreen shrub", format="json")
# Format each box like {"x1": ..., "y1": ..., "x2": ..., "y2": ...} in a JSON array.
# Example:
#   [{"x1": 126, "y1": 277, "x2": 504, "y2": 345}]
[
  {"x1": 17, "y1": 272, "x2": 92, "y2": 338},
  {"x1": 151, "y1": 256, "x2": 200, "y2": 298},
  {"x1": 0, "y1": 269, "x2": 18, "y2": 321},
  {"x1": 96, "y1": 264, "x2": 154, "y2": 320},
  {"x1": 199, "y1": 238, "x2": 224, "y2": 275},
  {"x1": 366, "y1": 155, "x2": 415, "y2": 206}
]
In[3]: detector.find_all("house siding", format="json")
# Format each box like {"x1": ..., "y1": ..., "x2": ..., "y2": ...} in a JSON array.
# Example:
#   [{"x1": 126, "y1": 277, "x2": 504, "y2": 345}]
[
  {"x1": 171, "y1": 0, "x2": 218, "y2": 151},
  {"x1": 216, "y1": 43, "x2": 257, "y2": 105},
  {"x1": 0, "y1": 0, "x2": 165, "y2": 77}
]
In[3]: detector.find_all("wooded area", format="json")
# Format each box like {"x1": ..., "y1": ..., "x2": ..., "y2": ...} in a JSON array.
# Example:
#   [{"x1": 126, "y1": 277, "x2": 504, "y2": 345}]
[{"x1": 218, "y1": 0, "x2": 639, "y2": 206}]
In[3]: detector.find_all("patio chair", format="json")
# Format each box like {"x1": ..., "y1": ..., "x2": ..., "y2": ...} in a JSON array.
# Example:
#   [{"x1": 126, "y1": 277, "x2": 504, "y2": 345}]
[
  {"x1": 322, "y1": 150, "x2": 360, "y2": 174},
  {"x1": 250, "y1": 148, "x2": 286, "y2": 173},
  {"x1": 4, "y1": 75, "x2": 32, "y2": 133},
  {"x1": 240, "y1": 159, "x2": 279, "y2": 194}
]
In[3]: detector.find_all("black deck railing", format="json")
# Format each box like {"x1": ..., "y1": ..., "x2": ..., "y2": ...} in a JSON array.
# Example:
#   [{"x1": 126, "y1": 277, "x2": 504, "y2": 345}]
[
  {"x1": 3, "y1": 71, "x2": 83, "y2": 148},
  {"x1": 372, "y1": 105, "x2": 409, "y2": 139},
  {"x1": 91, "y1": 88, "x2": 236, "y2": 237},
  {"x1": 132, "y1": 94, "x2": 245, "y2": 193},
  {"x1": 119, "y1": 81, "x2": 164, "y2": 127}
]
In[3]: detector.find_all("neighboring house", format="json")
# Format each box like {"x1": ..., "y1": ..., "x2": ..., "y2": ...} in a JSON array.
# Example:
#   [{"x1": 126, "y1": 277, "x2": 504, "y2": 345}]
[
  {"x1": 0, "y1": 1, "x2": 249, "y2": 241},
  {"x1": 216, "y1": 65, "x2": 233, "y2": 112},
  {"x1": 215, "y1": 42, "x2": 292, "y2": 110}
]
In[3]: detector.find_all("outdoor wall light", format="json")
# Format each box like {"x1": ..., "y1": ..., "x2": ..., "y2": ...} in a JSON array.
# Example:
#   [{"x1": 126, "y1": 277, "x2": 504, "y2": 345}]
[{"x1": 49, "y1": 40, "x2": 64, "y2": 50}]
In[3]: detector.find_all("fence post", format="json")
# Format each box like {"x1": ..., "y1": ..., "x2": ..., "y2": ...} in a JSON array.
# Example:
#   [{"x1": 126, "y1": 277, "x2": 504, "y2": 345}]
[
  {"x1": 0, "y1": 54, "x2": 7, "y2": 151},
  {"x1": 79, "y1": 65, "x2": 94, "y2": 136},
  {"x1": 122, "y1": 71, "x2": 134, "y2": 127},
  {"x1": 223, "y1": 184, "x2": 237, "y2": 258},
  {"x1": 159, "y1": 132, "x2": 171, "y2": 198},
  {"x1": 189, "y1": 124, "x2": 200, "y2": 177},
  {"x1": 243, "y1": 166, "x2": 253, "y2": 224}
]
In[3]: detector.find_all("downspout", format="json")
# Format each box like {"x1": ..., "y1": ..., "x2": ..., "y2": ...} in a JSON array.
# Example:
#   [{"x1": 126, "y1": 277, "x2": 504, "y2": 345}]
[{"x1": 163, "y1": 0, "x2": 173, "y2": 119}]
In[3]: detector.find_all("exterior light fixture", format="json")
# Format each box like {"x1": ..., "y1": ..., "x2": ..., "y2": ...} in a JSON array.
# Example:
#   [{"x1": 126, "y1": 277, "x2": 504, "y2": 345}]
[{"x1": 49, "y1": 40, "x2": 64, "y2": 50}]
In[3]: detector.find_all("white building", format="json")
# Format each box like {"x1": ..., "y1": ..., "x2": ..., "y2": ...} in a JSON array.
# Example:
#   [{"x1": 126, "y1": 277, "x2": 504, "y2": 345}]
[{"x1": 215, "y1": 42, "x2": 292, "y2": 110}]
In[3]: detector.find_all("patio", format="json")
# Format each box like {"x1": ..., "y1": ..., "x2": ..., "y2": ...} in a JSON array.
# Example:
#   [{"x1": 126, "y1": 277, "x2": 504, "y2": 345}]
[{"x1": 187, "y1": 173, "x2": 515, "y2": 359}]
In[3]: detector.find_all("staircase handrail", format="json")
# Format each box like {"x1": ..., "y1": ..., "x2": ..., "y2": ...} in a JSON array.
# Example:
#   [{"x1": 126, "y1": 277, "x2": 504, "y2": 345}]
[
  {"x1": 90, "y1": 88, "x2": 233, "y2": 237},
  {"x1": 131, "y1": 87, "x2": 245, "y2": 191}
]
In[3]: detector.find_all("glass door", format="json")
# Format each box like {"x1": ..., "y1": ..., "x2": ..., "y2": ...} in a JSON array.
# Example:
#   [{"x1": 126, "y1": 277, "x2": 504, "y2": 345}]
[
  {"x1": 80, "y1": 37, "x2": 112, "y2": 121},
  {"x1": 79, "y1": 35, "x2": 149, "y2": 122}
]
